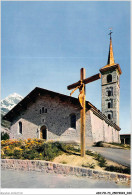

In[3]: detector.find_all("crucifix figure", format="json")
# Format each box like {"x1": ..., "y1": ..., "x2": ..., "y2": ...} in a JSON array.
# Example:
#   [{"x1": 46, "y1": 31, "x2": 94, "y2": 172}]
[{"x1": 67, "y1": 68, "x2": 101, "y2": 157}]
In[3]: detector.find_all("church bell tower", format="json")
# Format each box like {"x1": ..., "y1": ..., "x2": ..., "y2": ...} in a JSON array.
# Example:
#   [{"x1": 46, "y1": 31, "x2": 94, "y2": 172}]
[{"x1": 100, "y1": 31, "x2": 122, "y2": 126}]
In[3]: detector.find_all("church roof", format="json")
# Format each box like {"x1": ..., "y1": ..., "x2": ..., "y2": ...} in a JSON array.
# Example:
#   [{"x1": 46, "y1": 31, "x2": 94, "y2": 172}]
[
  {"x1": 100, "y1": 35, "x2": 122, "y2": 75},
  {"x1": 3, "y1": 87, "x2": 121, "y2": 131}
]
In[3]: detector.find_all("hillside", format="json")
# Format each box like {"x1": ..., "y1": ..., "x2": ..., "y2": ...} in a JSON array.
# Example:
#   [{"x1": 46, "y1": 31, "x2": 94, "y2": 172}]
[{"x1": 1, "y1": 93, "x2": 23, "y2": 128}]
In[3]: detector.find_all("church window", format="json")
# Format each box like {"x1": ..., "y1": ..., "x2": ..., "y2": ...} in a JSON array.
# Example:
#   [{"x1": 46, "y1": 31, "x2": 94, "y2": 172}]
[
  {"x1": 70, "y1": 114, "x2": 76, "y2": 129},
  {"x1": 108, "y1": 91, "x2": 111, "y2": 96},
  {"x1": 19, "y1": 121, "x2": 22, "y2": 134},
  {"x1": 40, "y1": 107, "x2": 47, "y2": 114},
  {"x1": 108, "y1": 102, "x2": 111, "y2": 108},
  {"x1": 107, "y1": 74, "x2": 112, "y2": 83},
  {"x1": 108, "y1": 101, "x2": 113, "y2": 108},
  {"x1": 107, "y1": 87, "x2": 113, "y2": 96},
  {"x1": 108, "y1": 114, "x2": 111, "y2": 120},
  {"x1": 42, "y1": 107, "x2": 44, "y2": 113}
]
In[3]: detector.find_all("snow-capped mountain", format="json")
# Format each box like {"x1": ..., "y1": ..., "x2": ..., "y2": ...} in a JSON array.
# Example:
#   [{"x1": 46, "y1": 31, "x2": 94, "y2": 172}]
[{"x1": 1, "y1": 93, "x2": 23, "y2": 115}]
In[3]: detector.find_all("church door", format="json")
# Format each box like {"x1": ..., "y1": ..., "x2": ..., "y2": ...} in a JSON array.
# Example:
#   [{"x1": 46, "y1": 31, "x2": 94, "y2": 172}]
[{"x1": 40, "y1": 126, "x2": 47, "y2": 140}]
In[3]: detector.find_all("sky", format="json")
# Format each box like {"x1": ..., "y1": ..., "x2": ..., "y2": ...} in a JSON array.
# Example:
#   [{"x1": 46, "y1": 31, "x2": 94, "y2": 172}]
[{"x1": 1, "y1": 1, "x2": 130, "y2": 134}]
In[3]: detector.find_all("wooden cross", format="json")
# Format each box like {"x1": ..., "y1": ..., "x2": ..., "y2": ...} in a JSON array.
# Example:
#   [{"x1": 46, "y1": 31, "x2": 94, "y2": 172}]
[
  {"x1": 108, "y1": 28, "x2": 113, "y2": 39},
  {"x1": 67, "y1": 68, "x2": 101, "y2": 157}
]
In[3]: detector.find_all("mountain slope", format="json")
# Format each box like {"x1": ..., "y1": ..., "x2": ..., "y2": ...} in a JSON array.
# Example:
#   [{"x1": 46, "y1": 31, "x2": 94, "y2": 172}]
[
  {"x1": 1, "y1": 93, "x2": 23, "y2": 115},
  {"x1": 1, "y1": 93, "x2": 23, "y2": 128}
]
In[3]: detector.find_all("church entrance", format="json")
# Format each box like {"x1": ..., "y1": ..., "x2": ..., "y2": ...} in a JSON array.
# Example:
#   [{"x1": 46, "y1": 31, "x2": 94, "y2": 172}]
[{"x1": 40, "y1": 125, "x2": 47, "y2": 140}]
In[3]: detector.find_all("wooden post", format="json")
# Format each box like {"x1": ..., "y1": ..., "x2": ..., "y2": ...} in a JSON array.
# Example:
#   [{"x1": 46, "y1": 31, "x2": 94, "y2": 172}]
[
  {"x1": 80, "y1": 68, "x2": 85, "y2": 157},
  {"x1": 67, "y1": 68, "x2": 101, "y2": 157}
]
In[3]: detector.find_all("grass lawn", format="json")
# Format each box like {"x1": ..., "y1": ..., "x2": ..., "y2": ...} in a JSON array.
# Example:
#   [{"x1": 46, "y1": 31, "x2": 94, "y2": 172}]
[
  {"x1": 93, "y1": 141, "x2": 130, "y2": 149},
  {"x1": 1, "y1": 139, "x2": 130, "y2": 174}
]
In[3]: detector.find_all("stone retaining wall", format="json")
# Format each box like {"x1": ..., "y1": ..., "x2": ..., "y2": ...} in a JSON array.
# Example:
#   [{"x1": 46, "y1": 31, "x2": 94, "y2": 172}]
[{"x1": 1, "y1": 159, "x2": 130, "y2": 185}]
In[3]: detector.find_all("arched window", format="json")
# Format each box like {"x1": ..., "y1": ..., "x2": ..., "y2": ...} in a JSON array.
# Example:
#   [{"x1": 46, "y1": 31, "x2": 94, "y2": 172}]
[
  {"x1": 107, "y1": 74, "x2": 112, "y2": 83},
  {"x1": 108, "y1": 88, "x2": 113, "y2": 96},
  {"x1": 108, "y1": 91, "x2": 111, "y2": 96},
  {"x1": 42, "y1": 107, "x2": 44, "y2": 113},
  {"x1": 108, "y1": 114, "x2": 111, "y2": 120},
  {"x1": 19, "y1": 121, "x2": 22, "y2": 134},
  {"x1": 108, "y1": 102, "x2": 111, "y2": 108},
  {"x1": 108, "y1": 100, "x2": 113, "y2": 108},
  {"x1": 106, "y1": 87, "x2": 113, "y2": 97},
  {"x1": 70, "y1": 114, "x2": 76, "y2": 129},
  {"x1": 40, "y1": 107, "x2": 47, "y2": 114}
]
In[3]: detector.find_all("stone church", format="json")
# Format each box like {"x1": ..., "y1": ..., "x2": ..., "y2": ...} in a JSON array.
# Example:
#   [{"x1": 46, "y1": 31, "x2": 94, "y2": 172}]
[{"x1": 3, "y1": 35, "x2": 122, "y2": 145}]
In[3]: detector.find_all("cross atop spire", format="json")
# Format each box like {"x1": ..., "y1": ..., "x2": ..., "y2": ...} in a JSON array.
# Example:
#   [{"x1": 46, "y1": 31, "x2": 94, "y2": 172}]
[
  {"x1": 108, "y1": 28, "x2": 113, "y2": 39},
  {"x1": 107, "y1": 28, "x2": 115, "y2": 65}
]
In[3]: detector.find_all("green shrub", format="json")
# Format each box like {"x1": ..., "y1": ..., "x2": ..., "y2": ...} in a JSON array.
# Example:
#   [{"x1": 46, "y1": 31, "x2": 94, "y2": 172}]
[
  {"x1": 109, "y1": 142, "x2": 130, "y2": 149},
  {"x1": 13, "y1": 150, "x2": 22, "y2": 159},
  {"x1": 1, "y1": 154, "x2": 6, "y2": 159},
  {"x1": 82, "y1": 163, "x2": 95, "y2": 169},
  {"x1": 72, "y1": 147, "x2": 80, "y2": 153},
  {"x1": 8, "y1": 152, "x2": 14, "y2": 157},
  {"x1": 86, "y1": 150, "x2": 107, "y2": 167},
  {"x1": 1, "y1": 132, "x2": 10, "y2": 140},
  {"x1": 94, "y1": 141, "x2": 103, "y2": 147},
  {"x1": 22, "y1": 149, "x2": 40, "y2": 160},
  {"x1": 98, "y1": 157, "x2": 107, "y2": 167},
  {"x1": 94, "y1": 154, "x2": 102, "y2": 161},
  {"x1": 86, "y1": 150, "x2": 95, "y2": 156},
  {"x1": 1, "y1": 140, "x2": 70, "y2": 161},
  {"x1": 109, "y1": 142, "x2": 124, "y2": 146},
  {"x1": 61, "y1": 161, "x2": 67, "y2": 164},
  {"x1": 105, "y1": 165, "x2": 130, "y2": 174},
  {"x1": 42, "y1": 142, "x2": 63, "y2": 161},
  {"x1": 94, "y1": 154, "x2": 107, "y2": 167}
]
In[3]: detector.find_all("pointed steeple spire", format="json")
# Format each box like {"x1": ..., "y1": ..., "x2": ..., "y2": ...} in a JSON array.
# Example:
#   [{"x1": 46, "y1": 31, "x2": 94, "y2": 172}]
[
  {"x1": 99, "y1": 29, "x2": 122, "y2": 75},
  {"x1": 107, "y1": 29, "x2": 115, "y2": 65}
]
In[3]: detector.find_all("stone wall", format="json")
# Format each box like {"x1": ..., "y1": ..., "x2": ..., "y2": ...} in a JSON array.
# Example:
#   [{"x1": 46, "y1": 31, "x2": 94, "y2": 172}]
[
  {"x1": 9, "y1": 93, "x2": 120, "y2": 144},
  {"x1": 10, "y1": 95, "x2": 82, "y2": 142},
  {"x1": 90, "y1": 110, "x2": 119, "y2": 143},
  {"x1": 101, "y1": 69, "x2": 120, "y2": 126},
  {"x1": 91, "y1": 111, "x2": 104, "y2": 142},
  {"x1": 85, "y1": 111, "x2": 94, "y2": 145},
  {"x1": 1, "y1": 159, "x2": 130, "y2": 186}
]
